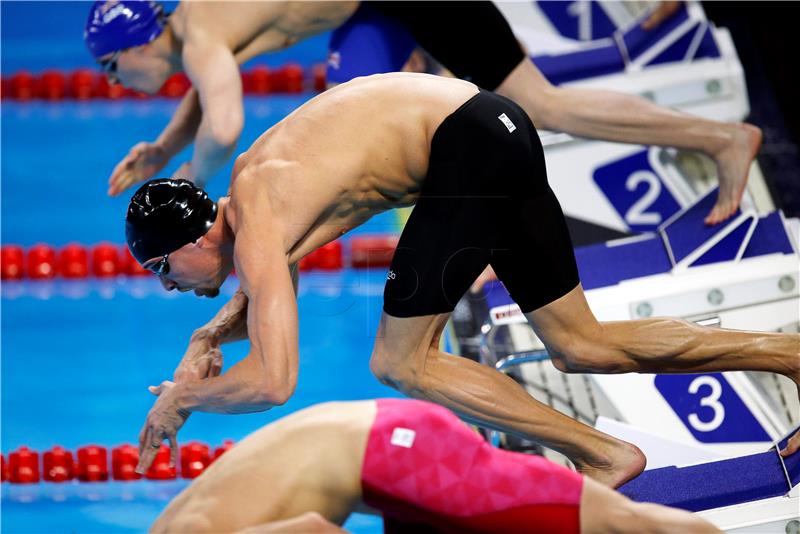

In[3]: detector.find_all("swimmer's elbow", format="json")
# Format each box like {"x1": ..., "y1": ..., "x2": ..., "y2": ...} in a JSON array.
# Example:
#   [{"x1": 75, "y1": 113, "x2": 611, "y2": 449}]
[
  {"x1": 205, "y1": 109, "x2": 243, "y2": 150},
  {"x1": 209, "y1": 119, "x2": 242, "y2": 150},
  {"x1": 255, "y1": 377, "x2": 296, "y2": 407}
]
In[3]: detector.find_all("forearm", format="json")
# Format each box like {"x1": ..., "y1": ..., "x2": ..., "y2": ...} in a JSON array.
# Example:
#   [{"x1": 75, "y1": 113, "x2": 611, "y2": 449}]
[
  {"x1": 155, "y1": 88, "x2": 202, "y2": 157},
  {"x1": 176, "y1": 355, "x2": 277, "y2": 414},
  {"x1": 193, "y1": 288, "x2": 249, "y2": 346},
  {"x1": 191, "y1": 117, "x2": 240, "y2": 187}
]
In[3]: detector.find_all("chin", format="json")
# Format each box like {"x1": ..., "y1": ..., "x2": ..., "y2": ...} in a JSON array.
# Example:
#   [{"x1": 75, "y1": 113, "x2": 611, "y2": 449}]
[{"x1": 125, "y1": 75, "x2": 166, "y2": 95}]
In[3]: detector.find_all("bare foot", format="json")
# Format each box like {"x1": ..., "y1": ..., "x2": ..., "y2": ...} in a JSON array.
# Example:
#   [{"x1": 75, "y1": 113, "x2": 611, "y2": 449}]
[
  {"x1": 575, "y1": 441, "x2": 646, "y2": 488},
  {"x1": 706, "y1": 123, "x2": 762, "y2": 225}
]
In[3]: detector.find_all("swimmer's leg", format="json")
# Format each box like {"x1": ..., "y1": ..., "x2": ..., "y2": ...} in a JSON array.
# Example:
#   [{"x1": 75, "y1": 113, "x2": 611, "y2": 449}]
[
  {"x1": 524, "y1": 283, "x2": 800, "y2": 461},
  {"x1": 495, "y1": 59, "x2": 762, "y2": 224},
  {"x1": 579, "y1": 477, "x2": 721, "y2": 533},
  {"x1": 526, "y1": 283, "x2": 799, "y2": 381},
  {"x1": 370, "y1": 311, "x2": 646, "y2": 488}
]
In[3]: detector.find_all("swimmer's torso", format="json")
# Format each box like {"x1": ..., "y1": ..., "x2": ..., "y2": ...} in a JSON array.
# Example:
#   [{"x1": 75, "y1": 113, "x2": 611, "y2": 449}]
[
  {"x1": 230, "y1": 73, "x2": 480, "y2": 263},
  {"x1": 171, "y1": 1, "x2": 359, "y2": 64},
  {"x1": 150, "y1": 401, "x2": 376, "y2": 533}
]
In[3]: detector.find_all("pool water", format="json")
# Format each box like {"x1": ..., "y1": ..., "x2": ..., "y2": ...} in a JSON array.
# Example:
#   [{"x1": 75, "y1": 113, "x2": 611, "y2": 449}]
[{"x1": 1, "y1": 96, "x2": 400, "y2": 532}]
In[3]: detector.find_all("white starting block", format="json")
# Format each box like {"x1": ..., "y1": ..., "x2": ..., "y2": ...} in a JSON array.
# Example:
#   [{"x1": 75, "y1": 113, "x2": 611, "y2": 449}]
[{"x1": 478, "y1": 186, "x2": 799, "y2": 457}]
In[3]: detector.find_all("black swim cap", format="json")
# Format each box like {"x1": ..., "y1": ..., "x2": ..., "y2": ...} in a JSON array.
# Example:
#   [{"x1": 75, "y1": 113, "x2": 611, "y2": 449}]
[{"x1": 126, "y1": 179, "x2": 218, "y2": 265}]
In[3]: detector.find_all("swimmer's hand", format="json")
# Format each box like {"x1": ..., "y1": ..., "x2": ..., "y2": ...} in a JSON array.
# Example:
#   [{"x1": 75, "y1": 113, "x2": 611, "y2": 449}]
[
  {"x1": 136, "y1": 380, "x2": 190, "y2": 474},
  {"x1": 174, "y1": 337, "x2": 224, "y2": 382},
  {"x1": 108, "y1": 142, "x2": 169, "y2": 196}
]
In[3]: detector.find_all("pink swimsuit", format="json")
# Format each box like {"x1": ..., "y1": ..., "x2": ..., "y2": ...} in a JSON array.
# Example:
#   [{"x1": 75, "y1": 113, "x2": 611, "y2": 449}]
[{"x1": 361, "y1": 398, "x2": 583, "y2": 533}]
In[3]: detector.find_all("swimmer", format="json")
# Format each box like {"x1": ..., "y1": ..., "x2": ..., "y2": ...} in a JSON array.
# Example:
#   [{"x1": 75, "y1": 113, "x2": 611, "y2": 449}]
[
  {"x1": 127, "y1": 74, "x2": 800, "y2": 485},
  {"x1": 151, "y1": 398, "x2": 721, "y2": 534},
  {"x1": 87, "y1": 1, "x2": 759, "y2": 224}
]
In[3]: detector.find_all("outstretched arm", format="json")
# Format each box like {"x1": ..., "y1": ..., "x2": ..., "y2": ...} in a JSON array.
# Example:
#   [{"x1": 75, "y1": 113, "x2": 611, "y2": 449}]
[
  {"x1": 180, "y1": 37, "x2": 244, "y2": 187},
  {"x1": 156, "y1": 88, "x2": 204, "y2": 160},
  {"x1": 107, "y1": 88, "x2": 202, "y2": 196}
]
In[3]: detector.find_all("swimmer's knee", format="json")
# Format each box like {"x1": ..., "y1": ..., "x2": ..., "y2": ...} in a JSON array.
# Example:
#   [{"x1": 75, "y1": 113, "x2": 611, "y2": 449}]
[
  {"x1": 369, "y1": 346, "x2": 423, "y2": 393},
  {"x1": 547, "y1": 331, "x2": 619, "y2": 374}
]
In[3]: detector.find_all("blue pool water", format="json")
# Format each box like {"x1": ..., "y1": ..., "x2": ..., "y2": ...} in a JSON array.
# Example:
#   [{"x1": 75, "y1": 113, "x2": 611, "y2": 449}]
[{"x1": 1, "y1": 96, "x2": 399, "y2": 532}]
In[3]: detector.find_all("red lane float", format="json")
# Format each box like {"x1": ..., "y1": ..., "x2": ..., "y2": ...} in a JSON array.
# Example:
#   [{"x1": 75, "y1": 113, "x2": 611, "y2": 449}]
[
  {"x1": 3, "y1": 440, "x2": 234, "y2": 484},
  {"x1": 93, "y1": 74, "x2": 126, "y2": 99},
  {"x1": 8, "y1": 446, "x2": 40, "y2": 484},
  {"x1": 350, "y1": 235, "x2": 399, "y2": 268},
  {"x1": 70, "y1": 69, "x2": 97, "y2": 100},
  {"x1": 43, "y1": 446, "x2": 75, "y2": 482},
  {"x1": 77, "y1": 445, "x2": 109, "y2": 482},
  {"x1": 1, "y1": 454, "x2": 7, "y2": 482},
  {"x1": 213, "y1": 439, "x2": 235, "y2": 461},
  {"x1": 180, "y1": 442, "x2": 211, "y2": 479},
  {"x1": 120, "y1": 246, "x2": 150, "y2": 277},
  {"x1": 159, "y1": 73, "x2": 191, "y2": 98},
  {"x1": 59, "y1": 243, "x2": 89, "y2": 279},
  {"x1": 316, "y1": 241, "x2": 344, "y2": 270},
  {"x1": 146, "y1": 445, "x2": 177, "y2": 480},
  {"x1": 112, "y1": 444, "x2": 142, "y2": 481},
  {"x1": 272, "y1": 63, "x2": 303, "y2": 94},
  {"x1": 91, "y1": 242, "x2": 121, "y2": 278},
  {"x1": 4, "y1": 234, "x2": 398, "y2": 280},
  {"x1": 1, "y1": 245, "x2": 25, "y2": 280},
  {"x1": 312, "y1": 64, "x2": 327, "y2": 92},
  {"x1": 10, "y1": 71, "x2": 36, "y2": 101},
  {"x1": 27, "y1": 244, "x2": 57, "y2": 280},
  {"x1": 299, "y1": 239, "x2": 344, "y2": 271},
  {"x1": 2, "y1": 63, "x2": 327, "y2": 101},
  {"x1": 40, "y1": 70, "x2": 67, "y2": 101},
  {"x1": 244, "y1": 66, "x2": 271, "y2": 95}
]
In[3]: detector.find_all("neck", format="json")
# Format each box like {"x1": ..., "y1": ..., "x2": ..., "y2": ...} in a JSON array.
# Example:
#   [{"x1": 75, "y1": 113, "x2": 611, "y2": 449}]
[
  {"x1": 210, "y1": 198, "x2": 235, "y2": 262},
  {"x1": 150, "y1": 23, "x2": 183, "y2": 75}
]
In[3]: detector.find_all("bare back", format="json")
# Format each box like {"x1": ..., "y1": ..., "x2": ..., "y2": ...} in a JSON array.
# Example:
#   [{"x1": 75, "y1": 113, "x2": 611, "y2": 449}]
[
  {"x1": 151, "y1": 401, "x2": 376, "y2": 533},
  {"x1": 229, "y1": 74, "x2": 479, "y2": 262},
  {"x1": 171, "y1": 1, "x2": 358, "y2": 64}
]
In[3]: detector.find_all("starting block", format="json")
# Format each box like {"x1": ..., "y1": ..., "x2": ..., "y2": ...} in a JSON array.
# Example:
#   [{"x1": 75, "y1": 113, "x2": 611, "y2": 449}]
[
  {"x1": 475, "y1": 186, "x2": 798, "y2": 456},
  {"x1": 619, "y1": 426, "x2": 800, "y2": 532}
]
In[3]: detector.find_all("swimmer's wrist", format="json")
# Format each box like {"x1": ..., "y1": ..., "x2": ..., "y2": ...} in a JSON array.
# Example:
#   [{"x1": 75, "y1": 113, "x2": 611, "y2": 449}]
[
  {"x1": 172, "y1": 381, "x2": 195, "y2": 413},
  {"x1": 190, "y1": 328, "x2": 220, "y2": 348}
]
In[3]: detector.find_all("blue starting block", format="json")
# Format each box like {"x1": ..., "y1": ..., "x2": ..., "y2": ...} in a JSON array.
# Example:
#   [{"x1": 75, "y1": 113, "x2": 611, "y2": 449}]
[
  {"x1": 484, "y1": 195, "x2": 795, "y2": 308},
  {"x1": 532, "y1": 3, "x2": 721, "y2": 85},
  {"x1": 554, "y1": 188, "x2": 794, "y2": 293},
  {"x1": 620, "y1": 427, "x2": 800, "y2": 512}
]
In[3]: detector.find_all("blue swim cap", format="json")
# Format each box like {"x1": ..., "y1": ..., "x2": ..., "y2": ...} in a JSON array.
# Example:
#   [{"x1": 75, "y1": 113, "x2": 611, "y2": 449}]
[{"x1": 84, "y1": 1, "x2": 166, "y2": 59}]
